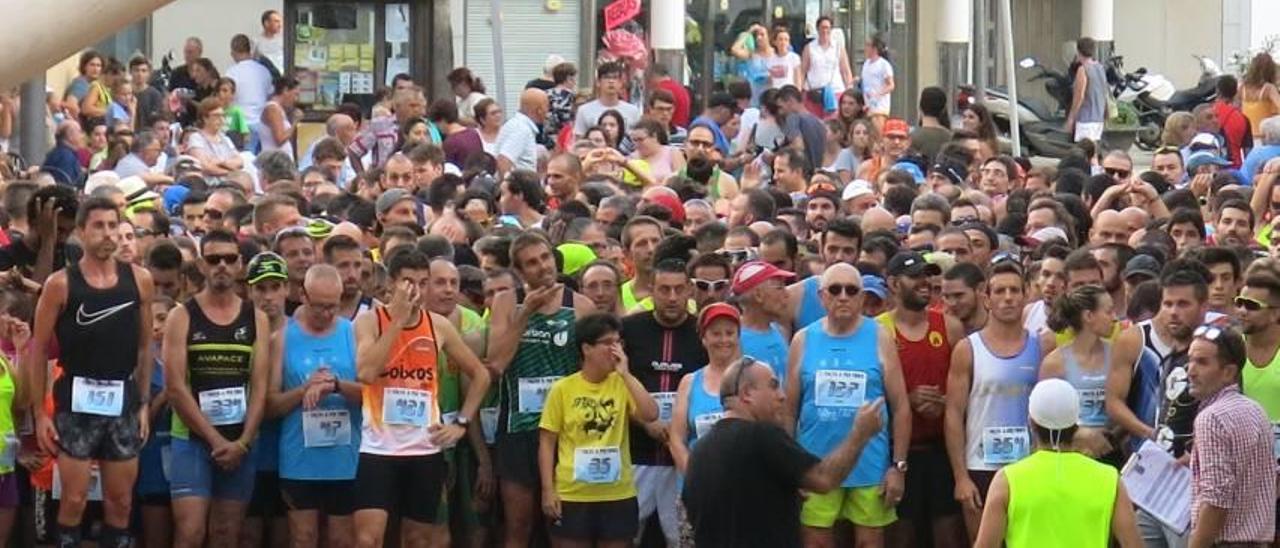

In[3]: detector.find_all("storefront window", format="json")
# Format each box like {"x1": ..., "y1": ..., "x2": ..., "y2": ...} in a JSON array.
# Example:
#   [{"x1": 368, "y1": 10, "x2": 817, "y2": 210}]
[{"x1": 292, "y1": 3, "x2": 378, "y2": 112}]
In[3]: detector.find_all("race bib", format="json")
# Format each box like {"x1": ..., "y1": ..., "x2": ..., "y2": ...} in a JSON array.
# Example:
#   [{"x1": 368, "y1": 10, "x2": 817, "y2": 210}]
[
  {"x1": 572, "y1": 446, "x2": 622, "y2": 484},
  {"x1": 480, "y1": 407, "x2": 499, "y2": 445},
  {"x1": 0, "y1": 434, "x2": 16, "y2": 468},
  {"x1": 814, "y1": 370, "x2": 866, "y2": 408},
  {"x1": 694, "y1": 412, "x2": 724, "y2": 439},
  {"x1": 1078, "y1": 388, "x2": 1106, "y2": 420},
  {"x1": 71, "y1": 377, "x2": 124, "y2": 417},
  {"x1": 982, "y1": 426, "x2": 1030, "y2": 465},
  {"x1": 1272, "y1": 423, "x2": 1280, "y2": 460},
  {"x1": 53, "y1": 465, "x2": 103, "y2": 501},
  {"x1": 302, "y1": 409, "x2": 352, "y2": 448},
  {"x1": 653, "y1": 392, "x2": 677, "y2": 422},
  {"x1": 198, "y1": 386, "x2": 247, "y2": 426},
  {"x1": 383, "y1": 388, "x2": 431, "y2": 426},
  {"x1": 517, "y1": 376, "x2": 560, "y2": 414}
]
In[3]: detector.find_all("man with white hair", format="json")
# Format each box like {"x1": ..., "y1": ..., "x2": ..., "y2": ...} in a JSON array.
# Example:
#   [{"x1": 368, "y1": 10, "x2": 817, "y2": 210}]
[
  {"x1": 1241, "y1": 116, "x2": 1280, "y2": 185},
  {"x1": 300, "y1": 113, "x2": 358, "y2": 167},
  {"x1": 785, "y1": 263, "x2": 911, "y2": 547},
  {"x1": 973, "y1": 379, "x2": 1141, "y2": 547},
  {"x1": 526, "y1": 54, "x2": 564, "y2": 91}
]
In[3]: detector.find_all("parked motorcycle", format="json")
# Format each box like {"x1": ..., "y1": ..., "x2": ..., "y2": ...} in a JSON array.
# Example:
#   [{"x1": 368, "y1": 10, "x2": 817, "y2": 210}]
[
  {"x1": 1112, "y1": 54, "x2": 1223, "y2": 150},
  {"x1": 957, "y1": 57, "x2": 1099, "y2": 158}
]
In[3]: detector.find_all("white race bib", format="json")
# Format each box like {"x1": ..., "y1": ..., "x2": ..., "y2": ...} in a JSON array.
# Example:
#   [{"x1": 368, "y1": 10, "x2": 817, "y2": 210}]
[
  {"x1": 694, "y1": 412, "x2": 724, "y2": 439},
  {"x1": 653, "y1": 392, "x2": 677, "y2": 422},
  {"x1": 982, "y1": 426, "x2": 1030, "y2": 465},
  {"x1": 302, "y1": 409, "x2": 352, "y2": 448},
  {"x1": 480, "y1": 407, "x2": 499, "y2": 445},
  {"x1": 814, "y1": 370, "x2": 866, "y2": 408},
  {"x1": 517, "y1": 376, "x2": 560, "y2": 414},
  {"x1": 572, "y1": 446, "x2": 622, "y2": 484},
  {"x1": 382, "y1": 388, "x2": 431, "y2": 426},
  {"x1": 198, "y1": 386, "x2": 247, "y2": 426},
  {"x1": 71, "y1": 377, "x2": 124, "y2": 417}
]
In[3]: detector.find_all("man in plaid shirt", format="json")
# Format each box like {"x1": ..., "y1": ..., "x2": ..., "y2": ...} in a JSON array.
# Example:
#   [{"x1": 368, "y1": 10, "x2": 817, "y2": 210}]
[{"x1": 1188, "y1": 323, "x2": 1276, "y2": 548}]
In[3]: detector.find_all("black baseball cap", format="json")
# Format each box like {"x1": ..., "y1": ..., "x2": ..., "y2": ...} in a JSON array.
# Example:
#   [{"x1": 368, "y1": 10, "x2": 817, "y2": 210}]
[
  {"x1": 887, "y1": 251, "x2": 942, "y2": 277},
  {"x1": 708, "y1": 92, "x2": 740, "y2": 114}
]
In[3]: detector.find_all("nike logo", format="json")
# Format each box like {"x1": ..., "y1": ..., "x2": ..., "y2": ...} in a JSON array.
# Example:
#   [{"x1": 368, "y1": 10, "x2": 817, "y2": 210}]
[{"x1": 76, "y1": 302, "x2": 135, "y2": 326}]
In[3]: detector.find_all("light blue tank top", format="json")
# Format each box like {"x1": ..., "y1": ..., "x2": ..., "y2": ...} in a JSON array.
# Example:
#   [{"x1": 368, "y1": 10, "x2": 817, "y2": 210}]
[
  {"x1": 1061, "y1": 342, "x2": 1111, "y2": 428},
  {"x1": 797, "y1": 276, "x2": 827, "y2": 329},
  {"x1": 796, "y1": 319, "x2": 888, "y2": 488},
  {"x1": 684, "y1": 368, "x2": 725, "y2": 447},
  {"x1": 741, "y1": 323, "x2": 789, "y2": 383},
  {"x1": 279, "y1": 317, "x2": 363, "y2": 481},
  {"x1": 964, "y1": 331, "x2": 1041, "y2": 471}
]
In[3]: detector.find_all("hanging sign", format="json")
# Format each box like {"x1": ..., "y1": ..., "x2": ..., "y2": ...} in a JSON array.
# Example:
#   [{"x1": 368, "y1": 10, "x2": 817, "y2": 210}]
[{"x1": 604, "y1": 0, "x2": 641, "y2": 31}]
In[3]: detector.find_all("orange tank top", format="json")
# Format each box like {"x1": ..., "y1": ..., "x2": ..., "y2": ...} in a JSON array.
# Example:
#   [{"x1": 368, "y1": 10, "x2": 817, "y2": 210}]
[
  {"x1": 1242, "y1": 85, "x2": 1278, "y2": 136},
  {"x1": 360, "y1": 307, "x2": 443, "y2": 456}
]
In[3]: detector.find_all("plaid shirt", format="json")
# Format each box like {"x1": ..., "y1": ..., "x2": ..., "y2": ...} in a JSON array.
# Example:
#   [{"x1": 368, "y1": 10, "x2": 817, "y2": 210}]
[
  {"x1": 347, "y1": 114, "x2": 400, "y2": 170},
  {"x1": 1191, "y1": 384, "x2": 1277, "y2": 543}
]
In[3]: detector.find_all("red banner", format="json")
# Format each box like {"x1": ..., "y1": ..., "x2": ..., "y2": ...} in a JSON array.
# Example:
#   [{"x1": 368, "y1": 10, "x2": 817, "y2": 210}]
[{"x1": 603, "y1": 0, "x2": 641, "y2": 31}]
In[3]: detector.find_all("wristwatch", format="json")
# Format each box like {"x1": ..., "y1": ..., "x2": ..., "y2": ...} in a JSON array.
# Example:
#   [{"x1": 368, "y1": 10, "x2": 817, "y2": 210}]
[
  {"x1": 893, "y1": 460, "x2": 909, "y2": 473},
  {"x1": 454, "y1": 415, "x2": 470, "y2": 427}
]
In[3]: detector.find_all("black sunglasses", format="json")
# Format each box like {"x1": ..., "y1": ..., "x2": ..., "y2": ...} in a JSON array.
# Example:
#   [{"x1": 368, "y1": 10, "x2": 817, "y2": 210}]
[
  {"x1": 1104, "y1": 167, "x2": 1131, "y2": 179},
  {"x1": 719, "y1": 355, "x2": 758, "y2": 404},
  {"x1": 825, "y1": 284, "x2": 861, "y2": 297},
  {"x1": 203, "y1": 253, "x2": 240, "y2": 266}
]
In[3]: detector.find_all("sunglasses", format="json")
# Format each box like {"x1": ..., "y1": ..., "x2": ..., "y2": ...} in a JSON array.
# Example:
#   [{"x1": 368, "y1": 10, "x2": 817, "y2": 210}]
[
  {"x1": 203, "y1": 253, "x2": 240, "y2": 266},
  {"x1": 1104, "y1": 167, "x2": 1132, "y2": 179},
  {"x1": 1235, "y1": 295, "x2": 1276, "y2": 312},
  {"x1": 693, "y1": 278, "x2": 729, "y2": 292},
  {"x1": 717, "y1": 249, "x2": 756, "y2": 263},
  {"x1": 719, "y1": 355, "x2": 759, "y2": 404},
  {"x1": 824, "y1": 284, "x2": 861, "y2": 297},
  {"x1": 951, "y1": 216, "x2": 979, "y2": 226},
  {"x1": 990, "y1": 251, "x2": 1022, "y2": 266},
  {"x1": 1193, "y1": 324, "x2": 1224, "y2": 341}
]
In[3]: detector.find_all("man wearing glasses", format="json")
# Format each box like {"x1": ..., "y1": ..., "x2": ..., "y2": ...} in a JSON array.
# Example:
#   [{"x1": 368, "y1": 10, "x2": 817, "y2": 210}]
[
  {"x1": 162, "y1": 229, "x2": 272, "y2": 547},
  {"x1": 944, "y1": 259, "x2": 1051, "y2": 543},
  {"x1": 785, "y1": 263, "x2": 911, "y2": 548},
  {"x1": 202, "y1": 186, "x2": 245, "y2": 234},
  {"x1": 1236, "y1": 272, "x2": 1280, "y2": 455}
]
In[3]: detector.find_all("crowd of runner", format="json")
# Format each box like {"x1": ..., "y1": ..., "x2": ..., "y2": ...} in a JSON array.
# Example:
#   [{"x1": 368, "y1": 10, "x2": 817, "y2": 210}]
[{"x1": 2, "y1": 11, "x2": 1280, "y2": 548}]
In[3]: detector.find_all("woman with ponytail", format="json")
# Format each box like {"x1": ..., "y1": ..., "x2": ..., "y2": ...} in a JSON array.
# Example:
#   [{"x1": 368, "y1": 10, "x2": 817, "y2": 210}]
[{"x1": 1039, "y1": 285, "x2": 1119, "y2": 460}]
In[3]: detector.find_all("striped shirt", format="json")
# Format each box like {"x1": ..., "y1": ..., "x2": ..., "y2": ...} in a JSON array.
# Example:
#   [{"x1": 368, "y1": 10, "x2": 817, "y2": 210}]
[{"x1": 1191, "y1": 384, "x2": 1277, "y2": 543}]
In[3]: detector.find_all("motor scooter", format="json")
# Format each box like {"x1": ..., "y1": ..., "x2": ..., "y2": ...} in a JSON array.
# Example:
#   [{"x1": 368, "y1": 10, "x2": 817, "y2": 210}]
[
  {"x1": 957, "y1": 57, "x2": 1078, "y2": 158},
  {"x1": 1113, "y1": 55, "x2": 1223, "y2": 150}
]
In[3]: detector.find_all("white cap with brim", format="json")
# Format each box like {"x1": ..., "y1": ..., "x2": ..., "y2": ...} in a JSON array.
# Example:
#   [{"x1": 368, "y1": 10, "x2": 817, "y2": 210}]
[{"x1": 1028, "y1": 379, "x2": 1080, "y2": 431}]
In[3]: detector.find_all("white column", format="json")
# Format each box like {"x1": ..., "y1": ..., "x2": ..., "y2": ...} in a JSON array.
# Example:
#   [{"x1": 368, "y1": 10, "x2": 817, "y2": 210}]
[
  {"x1": 1082, "y1": 0, "x2": 1114, "y2": 41},
  {"x1": 0, "y1": 0, "x2": 175, "y2": 89},
  {"x1": 938, "y1": 0, "x2": 971, "y2": 124},
  {"x1": 650, "y1": 0, "x2": 686, "y2": 82}
]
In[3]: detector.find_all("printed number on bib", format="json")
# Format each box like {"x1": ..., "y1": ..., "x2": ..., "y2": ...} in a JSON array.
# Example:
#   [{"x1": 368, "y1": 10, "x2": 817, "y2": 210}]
[
  {"x1": 694, "y1": 412, "x2": 724, "y2": 439},
  {"x1": 71, "y1": 377, "x2": 124, "y2": 417},
  {"x1": 383, "y1": 388, "x2": 431, "y2": 426},
  {"x1": 480, "y1": 407, "x2": 499, "y2": 445},
  {"x1": 1077, "y1": 388, "x2": 1105, "y2": 420},
  {"x1": 517, "y1": 376, "x2": 560, "y2": 414},
  {"x1": 198, "y1": 386, "x2": 247, "y2": 426},
  {"x1": 573, "y1": 446, "x2": 622, "y2": 484},
  {"x1": 302, "y1": 409, "x2": 352, "y2": 448},
  {"x1": 653, "y1": 392, "x2": 677, "y2": 422},
  {"x1": 982, "y1": 426, "x2": 1029, "y2": 465},
  {"x1": 815, "y1": 370, "x2": 866, "y2": 408}
]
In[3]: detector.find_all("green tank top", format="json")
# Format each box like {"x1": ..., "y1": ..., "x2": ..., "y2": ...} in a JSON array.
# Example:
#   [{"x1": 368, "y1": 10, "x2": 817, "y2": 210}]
[
  {"x1": 1244, "y1": 342, "x2": 1280, "y2": 421},
  {"x1": 438, "y1": 307, "x2": 486, "y2": 418},
  {"x1": 501, "y1": 288, "x2": 578, "y2": 433},
  {"x1": 0, "y1": 357, "x2": 15, "y2": 474},
  {"x1": 1005, "y1": 451, "x2": 1117, "y2": 548}
]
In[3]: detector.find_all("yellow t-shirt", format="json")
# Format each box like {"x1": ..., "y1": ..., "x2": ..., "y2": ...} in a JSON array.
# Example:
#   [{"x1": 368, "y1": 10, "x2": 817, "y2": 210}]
[{"x1": 539, "y1": 371, "x2": 636, "y2": 502}]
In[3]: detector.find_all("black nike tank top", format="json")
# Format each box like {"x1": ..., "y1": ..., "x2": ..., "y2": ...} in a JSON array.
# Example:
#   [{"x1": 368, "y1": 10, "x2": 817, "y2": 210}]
[{"x1": 54, "y1": 261, "x2": 142, "y2": 412}]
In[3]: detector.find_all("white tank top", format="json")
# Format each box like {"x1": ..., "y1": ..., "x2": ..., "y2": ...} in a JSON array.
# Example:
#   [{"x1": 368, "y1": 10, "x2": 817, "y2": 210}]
[
  {"x1": 805, "y1": 41, "x2": 845, "y2": 93},
  {"x1": 256, "y1": 101, "x2": 294, "y2": 159}
]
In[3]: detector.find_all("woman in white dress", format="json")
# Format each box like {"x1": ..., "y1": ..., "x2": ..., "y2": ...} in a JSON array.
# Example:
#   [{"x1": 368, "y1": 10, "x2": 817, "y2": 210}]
[{"x1": 800, "y1": 16, "x2": 854, "y2": 117}]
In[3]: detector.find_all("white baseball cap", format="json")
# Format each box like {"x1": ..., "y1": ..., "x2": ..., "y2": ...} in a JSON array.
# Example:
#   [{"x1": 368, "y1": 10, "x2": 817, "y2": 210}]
[
  {"x1": 842, "y1": 179, "x2": 874, "y2": 201},
  {"x1": 1028, "y1": 379, "x2": 1079, "y2": 431}
]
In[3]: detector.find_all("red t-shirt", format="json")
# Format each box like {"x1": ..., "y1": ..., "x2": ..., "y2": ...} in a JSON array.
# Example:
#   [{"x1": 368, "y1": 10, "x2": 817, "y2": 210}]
[
  {"x1": 1213, "y1": 100, "x2": 1250, "y2": 168},
  {"x1": 656, "y1": 78, "x2": 692, "y2": 128}
]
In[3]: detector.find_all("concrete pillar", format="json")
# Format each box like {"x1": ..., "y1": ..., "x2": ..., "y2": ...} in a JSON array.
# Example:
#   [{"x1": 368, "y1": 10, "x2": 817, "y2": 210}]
[
  {"x1": 651, "y1": 0, "x2": 686, "y2": 83},
  {"x1": 20, "y1": 77, "x2": 48, "y2": 164},
  {"x1": 1082, "y1": 0, "x2": 1114, "y2": 60},
  {"x1": 973, "y1": 0, "x2": 988, "y2": 102},
  {"x1": 938, "y1": 0, "x2": 971, "y2": 123},
  {"x1": 0, "y1": 0, "x2": 175, "y2": 89}
]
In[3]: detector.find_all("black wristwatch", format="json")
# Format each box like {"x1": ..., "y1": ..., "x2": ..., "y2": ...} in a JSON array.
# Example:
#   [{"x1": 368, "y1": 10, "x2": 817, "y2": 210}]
[{"x1": 454, "y1": 415, "x2": 470, "y2": 427}]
